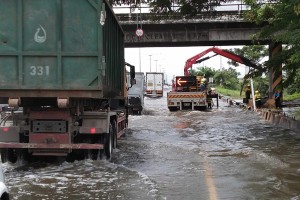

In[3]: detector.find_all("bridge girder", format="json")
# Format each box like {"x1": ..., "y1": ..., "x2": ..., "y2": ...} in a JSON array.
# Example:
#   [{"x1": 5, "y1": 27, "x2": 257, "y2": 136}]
[{"x1": 120, "y1": 21, "x2": 268, "y2": 48}]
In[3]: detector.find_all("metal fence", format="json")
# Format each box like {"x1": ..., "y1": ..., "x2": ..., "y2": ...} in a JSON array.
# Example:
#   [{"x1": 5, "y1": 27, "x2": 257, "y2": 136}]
[{"x1": 113, "y1": 2, "x2": 251, "y2": 23}]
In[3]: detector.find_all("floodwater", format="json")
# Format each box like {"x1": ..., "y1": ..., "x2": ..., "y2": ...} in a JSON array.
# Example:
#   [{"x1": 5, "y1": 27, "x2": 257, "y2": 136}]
[{"x1": 3, "y1": 89, "x2": 300, "y2": 200}]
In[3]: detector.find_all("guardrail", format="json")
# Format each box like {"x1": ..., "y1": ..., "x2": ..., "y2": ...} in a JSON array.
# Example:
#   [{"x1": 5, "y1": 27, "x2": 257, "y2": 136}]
[
  {"x1": 114, "y1": 3, "x2": 250, "y2": 23},
  {"x1": 116, "y1": 11, "x2": 246, "y2": 24}
]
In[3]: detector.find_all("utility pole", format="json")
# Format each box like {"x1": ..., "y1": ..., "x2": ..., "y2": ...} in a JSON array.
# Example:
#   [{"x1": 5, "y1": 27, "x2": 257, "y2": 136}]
[
  {"x1": 148, "y1": 55, "x2": 152, "y2": 72},
  {"x1": 139, "y1": 48, "x2": 141, "y2": 72},
  {"x1": 154, "y1": 60, "x2": 158, "y2": 72}
]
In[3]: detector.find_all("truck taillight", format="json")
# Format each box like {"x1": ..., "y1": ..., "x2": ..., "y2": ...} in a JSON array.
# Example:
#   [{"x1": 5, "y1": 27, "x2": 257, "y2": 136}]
[
  {"x1": 2, "y1": 127, "x2": 9, "y2": 132},
  {"x1": 168, "y1": 101, "x2": 174, "y2": 105},
  {"x1": 90, "y1": 128, "x2": 96, "y2": 134}
]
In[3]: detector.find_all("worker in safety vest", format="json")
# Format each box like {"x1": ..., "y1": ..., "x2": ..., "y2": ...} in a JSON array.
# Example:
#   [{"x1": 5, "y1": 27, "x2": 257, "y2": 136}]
[
  {"x1": 207, "y1": 90, "x2": 213, "y2": 109},
  {"x1": 245, "y1": 84, "x2": 251, "y2": 100},
  {"x1": 274, "y1": 89, "x2": 282, "y2": 108},
  {"x1": 254, "y1": 90, "x2": 262, "y2": 108},
  {"x1": 199, "y1": 79, "x2": 206, "y2": 92}
]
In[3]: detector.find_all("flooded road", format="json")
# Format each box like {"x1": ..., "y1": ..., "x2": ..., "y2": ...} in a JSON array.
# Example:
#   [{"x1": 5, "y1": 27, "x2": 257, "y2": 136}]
[{"x1": 3, "y1": 90, "x2": 300, "y2": 200}]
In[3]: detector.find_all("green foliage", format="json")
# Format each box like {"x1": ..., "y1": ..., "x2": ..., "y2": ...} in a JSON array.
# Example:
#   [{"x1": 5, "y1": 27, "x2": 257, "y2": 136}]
[
  {"x1": 229, "y1": 45, "x2": 268, "y2": 63},
  {"x1": 243, "y1": 0, "x2": 300, "y2": 88},
  {"x1": 283, "y1": 92, "x2": 300, "y2": 101},
  {"x1": 214, "y1": 68, "x2": 240, "y2": 90},
  {"x1": 252, "y1": 77, "x2": 269, "y2": 98},
  {"x1": 216, "y1": 86, "x2": 300, "y2": 101},
  {"x1": 227, "y1": 45, "x2": 268, "y2": 79},
  {"x1": 194, "y1": 65, "x2": 241, "y2": 91},
  {"x1": 286, "y1": 68, "x2": 300, "y2": 94},
  {"x1": 194, "y1": 66, "x2": 216, "y2": 79}
]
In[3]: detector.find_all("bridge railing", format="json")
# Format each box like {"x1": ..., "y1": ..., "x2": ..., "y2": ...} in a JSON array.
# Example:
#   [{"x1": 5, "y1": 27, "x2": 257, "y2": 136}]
[{"x1": 113, "y1": 3, "x2": 251, "y2": 23}]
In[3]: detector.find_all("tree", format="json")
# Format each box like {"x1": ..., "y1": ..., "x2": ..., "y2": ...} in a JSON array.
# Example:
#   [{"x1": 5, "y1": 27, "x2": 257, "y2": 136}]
[
  {"x1": 194, "y1": 66, "x2": 217, "y2": 79},
  {"x1": 243, "y1": 0, "x2": 300, "y2": 93},
  {"x1": 214, "y1": 68, "x2": 240, "y2": 90},
  {"x1": 227, "y1": 45, "x2": 268, "y2": 67},
  {"x1": 228, "y1": 45, "x2": 269, "y2": 96}
]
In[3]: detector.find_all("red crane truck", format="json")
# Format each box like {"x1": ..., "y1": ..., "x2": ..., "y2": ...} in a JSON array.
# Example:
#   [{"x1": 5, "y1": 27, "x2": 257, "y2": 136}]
[{"x1": 167, "y1": 47, "x2": 260, "y2": 111}]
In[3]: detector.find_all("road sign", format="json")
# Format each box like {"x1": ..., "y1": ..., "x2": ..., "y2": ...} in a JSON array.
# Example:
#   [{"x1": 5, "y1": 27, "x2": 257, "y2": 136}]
[
  {"x1": 176, "y1": 76, "x2": 196, "y2": 87},
  {"x1": 135, "y1": 28, "x2": 144, "y2": 37}
]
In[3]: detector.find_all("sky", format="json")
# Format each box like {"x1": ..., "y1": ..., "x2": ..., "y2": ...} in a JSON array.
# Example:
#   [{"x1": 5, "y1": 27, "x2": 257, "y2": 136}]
[{"x1": 125, "y1": 46, "x2": 250, "y2": 84}]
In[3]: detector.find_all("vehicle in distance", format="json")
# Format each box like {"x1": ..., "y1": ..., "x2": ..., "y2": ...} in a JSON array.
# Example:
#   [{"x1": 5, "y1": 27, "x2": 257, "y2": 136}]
[
  {"x1": 145, "y1": 72, "x2": 164, "y2": 97},
  {"x1": 127, "y1": 72, "x2": 145, "y2": 115}
]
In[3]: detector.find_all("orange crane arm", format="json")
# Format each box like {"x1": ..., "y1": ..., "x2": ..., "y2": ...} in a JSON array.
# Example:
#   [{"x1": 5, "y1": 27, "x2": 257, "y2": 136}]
[{"x1": 184, "y1": 47, "x2": 260, "y2": 76}]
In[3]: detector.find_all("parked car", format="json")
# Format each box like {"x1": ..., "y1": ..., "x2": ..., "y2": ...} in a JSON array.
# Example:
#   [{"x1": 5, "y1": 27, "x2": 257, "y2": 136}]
[{"x1": 0, "y1": 166, "x2": 9, "y2": 200}]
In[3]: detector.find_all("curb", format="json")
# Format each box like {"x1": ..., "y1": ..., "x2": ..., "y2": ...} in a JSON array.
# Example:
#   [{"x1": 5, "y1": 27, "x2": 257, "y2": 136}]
[
  {"x1": 219, "y1": 95, "x2": 300, "y2": 134},
  {"x1": 258, "y1": 110, "x2": 300, "y2": 134}
]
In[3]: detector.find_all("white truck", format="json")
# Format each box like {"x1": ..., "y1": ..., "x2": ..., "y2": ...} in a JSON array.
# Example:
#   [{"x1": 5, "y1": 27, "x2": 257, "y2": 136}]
[
  {"x1": 145, "y1": 72, "x2": 164, "y2": 97},
  {"x1": 127, "y1": 72, "x2": 145, "y2": 115}
]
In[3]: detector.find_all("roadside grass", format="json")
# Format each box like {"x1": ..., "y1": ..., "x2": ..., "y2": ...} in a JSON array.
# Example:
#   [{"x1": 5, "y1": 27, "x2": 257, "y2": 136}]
[
  {"x1": 216, "y1": 87, "x2": 300, "y2": 102},
  {"x1": 215, "y1": 87, "x2": 243, "y2": 99},
  {"x1": 283, "y1": 92, "x2": 300, "y2": 101}
]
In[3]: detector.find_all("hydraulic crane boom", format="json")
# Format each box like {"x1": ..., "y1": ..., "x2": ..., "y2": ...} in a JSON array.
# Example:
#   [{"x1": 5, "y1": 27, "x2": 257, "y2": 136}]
[{"x1": 184, "y1": 47, "x2": 260, "y2": 75}]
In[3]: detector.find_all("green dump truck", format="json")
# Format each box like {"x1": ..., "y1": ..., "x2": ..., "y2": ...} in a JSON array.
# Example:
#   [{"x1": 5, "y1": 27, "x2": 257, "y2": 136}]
[{"x1": 0, "y1": 0, "x2": 135, "y2": 162}]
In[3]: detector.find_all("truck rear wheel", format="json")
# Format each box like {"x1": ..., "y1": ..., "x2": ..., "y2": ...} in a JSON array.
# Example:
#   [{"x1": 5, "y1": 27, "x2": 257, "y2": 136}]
[
  {"x1": 0, "y1": 149, "x2": 7, "y2": 163},
  {"x1": 111, "y1": 120, "x2": 117, "y2": 149},
  {"x1": 104, "y1": 124, "x2": 113, "y2": 160},
  {"x1": 78, "y1": 137, "x2": 101, "y2": 161},
  {"x1": 1, "y1": 149, "x2": 18, "y2": 163},
  {"x1": 168, "y1": 107, "x2": 177, "y2": 112},
  {"x1": 195, "y1": 106, "x2": 206, "y2": 111},
  {"x1": 87, "y1": 138, "x2": 100, "y2": 160}
]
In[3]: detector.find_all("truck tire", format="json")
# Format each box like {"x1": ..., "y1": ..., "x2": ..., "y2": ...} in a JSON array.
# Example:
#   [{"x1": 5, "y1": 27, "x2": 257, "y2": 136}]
[
  {"x1": 132, "y1": 110, "x2": 138, "y2": 115},
  {"x1": 168, "y1": 107, "x2": 177, "y2": 112},
  {"x1": 0, "y1": 149, "x2": 7, "y2": 163},
  {"x1": 66, "y1": 152, "x2": 75, "y2": 163},
  {"x1": 104, "y1": 124, "x2": 113, "y2": 160},
  {"x1": 82, "y1": 137, "x2": 100, "y2": 161},
  {"x1": 195, "y1": 106, "x2": 206, "y2": 111},
  {"x1": 111, "y1": 120, "x2": 117, "y2": 149},
  {"x1": 88, "y1": 138, "x2": 100, "y2": 160},
  {"x1": 1, "y1": 149, "x2": 17, "y2": 163}
]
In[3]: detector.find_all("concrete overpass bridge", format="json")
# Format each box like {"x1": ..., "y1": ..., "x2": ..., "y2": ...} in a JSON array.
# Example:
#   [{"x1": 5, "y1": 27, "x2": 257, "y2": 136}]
[{"x1": 115, "y1": 7, "x2": 267, "y2": 47}]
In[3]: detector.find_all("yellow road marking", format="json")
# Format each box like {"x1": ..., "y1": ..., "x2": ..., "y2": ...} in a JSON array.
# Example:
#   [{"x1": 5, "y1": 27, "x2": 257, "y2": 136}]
[{"x1": 203, "y1": 155, "x2": 218, "y2": 200}]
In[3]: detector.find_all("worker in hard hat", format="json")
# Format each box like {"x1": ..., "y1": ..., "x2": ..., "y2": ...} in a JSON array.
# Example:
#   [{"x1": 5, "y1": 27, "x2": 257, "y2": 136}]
[
  {"x1": 254, "y1": 90, "x2": 262, "y2": 108},
  {"x1": 245, "y1": 84, "x2": 251, "y2": 100},
  {"x1": 274, "y1": 89, "x2": 282, "y2": 108},
  {"x1": 199, "y1": 79, "x2": 206, "y2": 92},
  {"x1": 207, "y1": 89, "x2": 213, "y2": 108}
]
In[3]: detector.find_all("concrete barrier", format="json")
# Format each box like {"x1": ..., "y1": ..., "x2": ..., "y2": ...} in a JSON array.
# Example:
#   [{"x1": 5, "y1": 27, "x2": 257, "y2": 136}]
[
  {"x1": 219, "y1": 94, "x2": 300, "y2": 133},
  {"x1": 219, "y1": 94, "x2": 300, "y2": 134},
  {"x1": 260, "y1": 109, "x2": 300, "y2": 134}
]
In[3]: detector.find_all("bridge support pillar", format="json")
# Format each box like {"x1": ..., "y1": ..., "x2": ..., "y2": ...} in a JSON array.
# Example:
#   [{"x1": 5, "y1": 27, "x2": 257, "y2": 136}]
[{"x1": 268, "y1": 43, "x2": 283, "y2": 100}]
